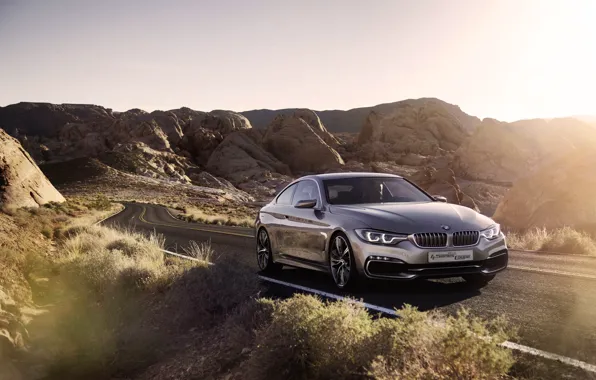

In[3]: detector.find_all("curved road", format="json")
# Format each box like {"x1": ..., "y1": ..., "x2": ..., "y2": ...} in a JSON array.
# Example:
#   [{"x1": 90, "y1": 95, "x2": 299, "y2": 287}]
[{"x1": 104, "y1": 202, "x2": 596, "y2": 366}]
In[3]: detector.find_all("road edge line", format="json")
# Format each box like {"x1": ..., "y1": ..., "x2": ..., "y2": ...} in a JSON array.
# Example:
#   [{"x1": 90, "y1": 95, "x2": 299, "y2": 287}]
[
  {"x1": 511, "y1": 249, "x2": 596, "y2": 259},
  {"x1": 501, "y1": 341, "x2": 596, "y2": 373},
  {"x1": 508, "y1": 265, "x2": 596, "y2": 280},
  {"x1": 94, "y1": 203, "x2": 126, "y2": 226},
  {"x1": 164, "y1": 207, "x2": 179, "y2": 221},
  {"x1": 161, "y1": 249, "x2": 215, "y2": 266},
  {"x1": 258, "y1": 275, "x2": 398, "y2": 315}
]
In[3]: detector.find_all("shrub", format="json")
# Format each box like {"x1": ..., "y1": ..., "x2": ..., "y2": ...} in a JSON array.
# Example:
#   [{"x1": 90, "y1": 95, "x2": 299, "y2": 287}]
[
  {"x1": 41, "y1": 225, "x2": 54, "y2": 239},
  {"x1": 245, "y1": 295, "x2": 514, "y2": 380},
  {"x1": 88, "y1": 194, "x2": 112, "y2": 211},
  {"x1": 507, "y1": 227, "x2": 596, "y2": 255}
]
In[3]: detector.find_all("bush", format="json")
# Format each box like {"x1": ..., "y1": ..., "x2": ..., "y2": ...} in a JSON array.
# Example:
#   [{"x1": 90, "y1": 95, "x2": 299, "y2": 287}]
[
  {"x1": 88, "y1": 194, "x2": 112, "y2": 211},
  {"x1": 245, "y1": 295, "x2": 514, "y2": 380},
  {"x1": 507, "y1": 227, "x2": 596, "y2": 255}
]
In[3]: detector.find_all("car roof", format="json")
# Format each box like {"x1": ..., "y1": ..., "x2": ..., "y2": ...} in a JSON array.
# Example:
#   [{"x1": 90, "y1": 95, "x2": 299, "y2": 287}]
[{"x1": 299, "y1": 172, "x2": 404, "y2": 181}]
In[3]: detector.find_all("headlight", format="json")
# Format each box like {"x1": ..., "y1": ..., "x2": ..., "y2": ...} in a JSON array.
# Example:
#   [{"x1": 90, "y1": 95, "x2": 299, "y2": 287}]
[
  {"x1": 480, "y1": 224, "x2": 501, "y2": 240},
  {"x1": 355, "y1": 229, "x2": 408, "y2": 245}
]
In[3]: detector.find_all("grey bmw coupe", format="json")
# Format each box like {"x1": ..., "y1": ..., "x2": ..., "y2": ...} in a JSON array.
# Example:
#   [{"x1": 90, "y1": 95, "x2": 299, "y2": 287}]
[{"x1": 255, "y1": 173, "x2": 508, "y2": 289}]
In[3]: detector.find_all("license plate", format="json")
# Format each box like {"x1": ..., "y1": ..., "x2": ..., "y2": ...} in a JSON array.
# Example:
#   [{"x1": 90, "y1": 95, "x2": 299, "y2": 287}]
[{"x1": 428, "y1": 250, "x2": 473, "y2": 263}]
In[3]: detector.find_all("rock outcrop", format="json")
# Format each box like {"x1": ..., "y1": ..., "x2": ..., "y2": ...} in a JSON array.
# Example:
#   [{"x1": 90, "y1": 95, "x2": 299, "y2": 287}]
[
  {"x1": 206, "y1": 130, "x2": 290, "y2": 183},
  {"x1": 178, "y1": 110, "x2": 252, "y2": 166},
  {"x1": 291, "y1": 109, "x2": 340, "y2": 147},
  {"x1": 108, "y1": 110, "x2": 172, "y2": 152},
  {"x1": 493, "y1": 149, "x2": 596, "y2": 231},
  {"x1": 263, "y1": 113, "x2": 344, "y2": 173},
  {"x1": 99, "y1": 142, "x2": 193, "y2": 184},
  {"x1": 356, "y1": 100, "x2": 471, "y2": 162},
  {"x1": 453, "y1": 118, "x2": 596, "y2": 184},
  {"x1": 0, "y1": 129, "x2": 65, "y2": 208}
]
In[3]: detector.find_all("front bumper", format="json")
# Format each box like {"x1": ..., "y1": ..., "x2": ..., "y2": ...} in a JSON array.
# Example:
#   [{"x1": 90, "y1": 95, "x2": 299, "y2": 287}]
[{"x1": 346, "y1": 230, "x2": 508, "y2": 280}]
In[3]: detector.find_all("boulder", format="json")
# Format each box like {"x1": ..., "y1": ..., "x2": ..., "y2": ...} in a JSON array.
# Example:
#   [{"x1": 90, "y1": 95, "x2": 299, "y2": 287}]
[
  {"x1": 453, "y1": 118, "x2": 596, "y2": 184},
  {"x1": 0, "y1": 129, "x2": 65, "y2": 208},
  {"x1": 263, "y1": 114, "x2": 344, "y2": 173},
  {"x1": 493, "y1": 149, "x2": 596, "y2": 231},
  {"x1": 291, "y1": 109, "x2": 340, "y2": 147},
  {"x1": 188, "y1": 171, "x2": 238, "y2": 192},
  {"x1": 206, "y1": 130, "x2": 290, "y2": 183},
  {"x1": 108, "y1": 111, "x2": 171, "y2": 152},
  {"x1": 178, "y1": 110, "x2": 252, "y2": 166},
  {"x1": 148, "y1": 111, "x2": 185, "y2": 145}
]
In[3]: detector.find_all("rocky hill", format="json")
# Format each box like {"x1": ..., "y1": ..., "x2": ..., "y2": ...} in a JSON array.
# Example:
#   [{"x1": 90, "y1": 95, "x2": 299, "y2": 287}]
[
  {"x1": 242, "y1": 98, "x2": 481, "y2": 133},
  {"x1": 453, "y1": 117, "x2": 596, "y2": 184},
  {"x1": 0, "y1": 128, "x2": 65, "y2": 209},
  {"x1": 355, "y1": 99, "x2": 471, "y2": 161},
  {"x1": 493, "y1": 149, "x2": 596, "y2": 231},
  {"x1": 3, "y1": 99, "x2": 595, "y2": 219}
]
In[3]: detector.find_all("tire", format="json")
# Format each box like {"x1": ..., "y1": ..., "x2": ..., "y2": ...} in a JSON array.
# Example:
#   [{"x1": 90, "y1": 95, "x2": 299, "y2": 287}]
[
  {"x1": 329, "y1": 232, "x2": 359, "y2": 290},
  {"x1": 256, "y1": 228, "x2": 282, "y2": 274},
  {"x1": 462, "y1": 274, "x2": 496, "y2": 288}
]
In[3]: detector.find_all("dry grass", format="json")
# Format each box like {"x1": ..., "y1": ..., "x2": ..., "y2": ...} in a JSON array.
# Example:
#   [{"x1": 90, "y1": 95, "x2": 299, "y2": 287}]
[
  {"x1": 23, "y1": 224, "x2": 202, "y2": 379},
  {"x1": 182, "y1": 240, "x2": 214, "y2": 261},
  {"x1": 20, "y1": 224, "x2": 261, "y2": 379},
  {"x1": 507, "y1": 227, "x2": 596, "y2": 255},
  {"x1": 177, "y1": 205, "x2": 256, "y2": 227},
  {"x1": 0, "y1": 199, "x2": 122, "y2": 304}
]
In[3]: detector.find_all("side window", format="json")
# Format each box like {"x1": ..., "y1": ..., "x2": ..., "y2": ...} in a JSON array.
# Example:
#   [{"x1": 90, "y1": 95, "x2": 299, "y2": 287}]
[
  {"x1": 276, "y1": 183, "x2": 297, "y2": 205},
  {"x1": 293, "y1": 180, "x2": 321, "y2": 206}
]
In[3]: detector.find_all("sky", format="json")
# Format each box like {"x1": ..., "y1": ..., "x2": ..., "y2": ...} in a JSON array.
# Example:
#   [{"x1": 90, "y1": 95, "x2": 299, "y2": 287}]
[{"x1": 1, "y1": 0, "x2": 595, "y2": 121}]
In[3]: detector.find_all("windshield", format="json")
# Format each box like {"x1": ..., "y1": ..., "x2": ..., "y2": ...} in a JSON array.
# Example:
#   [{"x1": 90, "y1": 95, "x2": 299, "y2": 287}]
[{"x1": 323, "y1": 177, "x2": 433, "y2": 205}]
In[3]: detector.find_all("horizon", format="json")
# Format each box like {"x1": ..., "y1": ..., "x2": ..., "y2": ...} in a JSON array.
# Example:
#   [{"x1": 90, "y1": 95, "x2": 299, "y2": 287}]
[
  {"x1": 1, "y1": 0, "x2": 595, "y2": 122},
  {"x1": 2, "y1": 97, "x2": 596, "y2": 125}
]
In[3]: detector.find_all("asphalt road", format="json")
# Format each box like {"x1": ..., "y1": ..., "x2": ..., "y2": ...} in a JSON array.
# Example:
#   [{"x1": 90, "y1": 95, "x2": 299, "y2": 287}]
[{"x1": 104, "y1": 202, "x2": 596, "y2": 366}]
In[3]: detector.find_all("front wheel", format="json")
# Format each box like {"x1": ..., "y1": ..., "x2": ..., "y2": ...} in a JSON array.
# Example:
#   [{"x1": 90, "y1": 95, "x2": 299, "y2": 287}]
[
  {"x1": 256, "y1": 228, "x2": 282, "y2": 274},
  {"x1": 462, "y1": 274, "x2": 496, "y2": 288},
  {"x1": 329, "y1": 233, "x2": 358, "y2": 290}
]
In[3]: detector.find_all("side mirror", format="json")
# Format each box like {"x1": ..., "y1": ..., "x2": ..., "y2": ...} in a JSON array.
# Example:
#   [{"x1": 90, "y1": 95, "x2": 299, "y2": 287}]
[
  {"x1": 295, "y1": 199, "x2": 317, "y2": 209},
  {"x1": 433, "y1": 195, "x2": 448, "y2": 203}
]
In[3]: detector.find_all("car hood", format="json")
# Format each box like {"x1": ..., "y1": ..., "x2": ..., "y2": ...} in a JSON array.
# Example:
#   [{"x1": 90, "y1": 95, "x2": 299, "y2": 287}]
[{"x1": 329, "y1": 202, "x2": 495, "y2": 234}]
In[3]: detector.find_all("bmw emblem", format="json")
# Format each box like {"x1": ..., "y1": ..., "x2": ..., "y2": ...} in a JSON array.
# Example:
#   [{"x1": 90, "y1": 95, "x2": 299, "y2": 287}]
[{"x1": 441, "y1": 225, "x2": 451, "y2": 231}]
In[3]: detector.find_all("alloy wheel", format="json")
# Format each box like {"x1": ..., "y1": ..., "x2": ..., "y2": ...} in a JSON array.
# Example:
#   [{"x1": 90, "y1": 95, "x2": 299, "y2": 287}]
[
  {"x1": 330, "y1": 235, "x2": 352, "y2": 288},
  {"x1": 256, "y1": 229, "x2": 270, "y2": 271}
]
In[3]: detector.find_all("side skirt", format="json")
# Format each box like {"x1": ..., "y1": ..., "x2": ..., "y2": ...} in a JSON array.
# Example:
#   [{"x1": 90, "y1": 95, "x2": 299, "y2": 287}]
[{"x1": 275, "y1": 256, "x2": 329, "y2": 274}]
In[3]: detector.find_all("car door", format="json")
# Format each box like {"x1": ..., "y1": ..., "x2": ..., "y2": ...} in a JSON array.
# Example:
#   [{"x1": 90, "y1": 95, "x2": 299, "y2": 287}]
[
  {"x1": 284, "y1": 180, "x2": 329, "y2": 265},
  {"x1": 266, "y1": 183, "x2": 297, "y2": 257}
]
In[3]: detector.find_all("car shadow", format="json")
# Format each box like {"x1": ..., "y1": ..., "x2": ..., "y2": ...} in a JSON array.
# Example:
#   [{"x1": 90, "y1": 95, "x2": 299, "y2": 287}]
[{"x1": 262, "y1": 267, "x2": 482, "y2": 313}]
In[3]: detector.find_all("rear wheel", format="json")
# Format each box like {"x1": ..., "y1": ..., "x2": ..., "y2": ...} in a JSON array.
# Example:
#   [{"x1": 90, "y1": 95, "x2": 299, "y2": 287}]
[
  {"x1": 256, "y1": 228, "x2": 281, "y2": 273},
  {"x1": 462, "y1": 274, "x2": 495, "y2": 288},
  {"x1": 329, "y1": 233, "x2": 358, "y2": 290}
]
